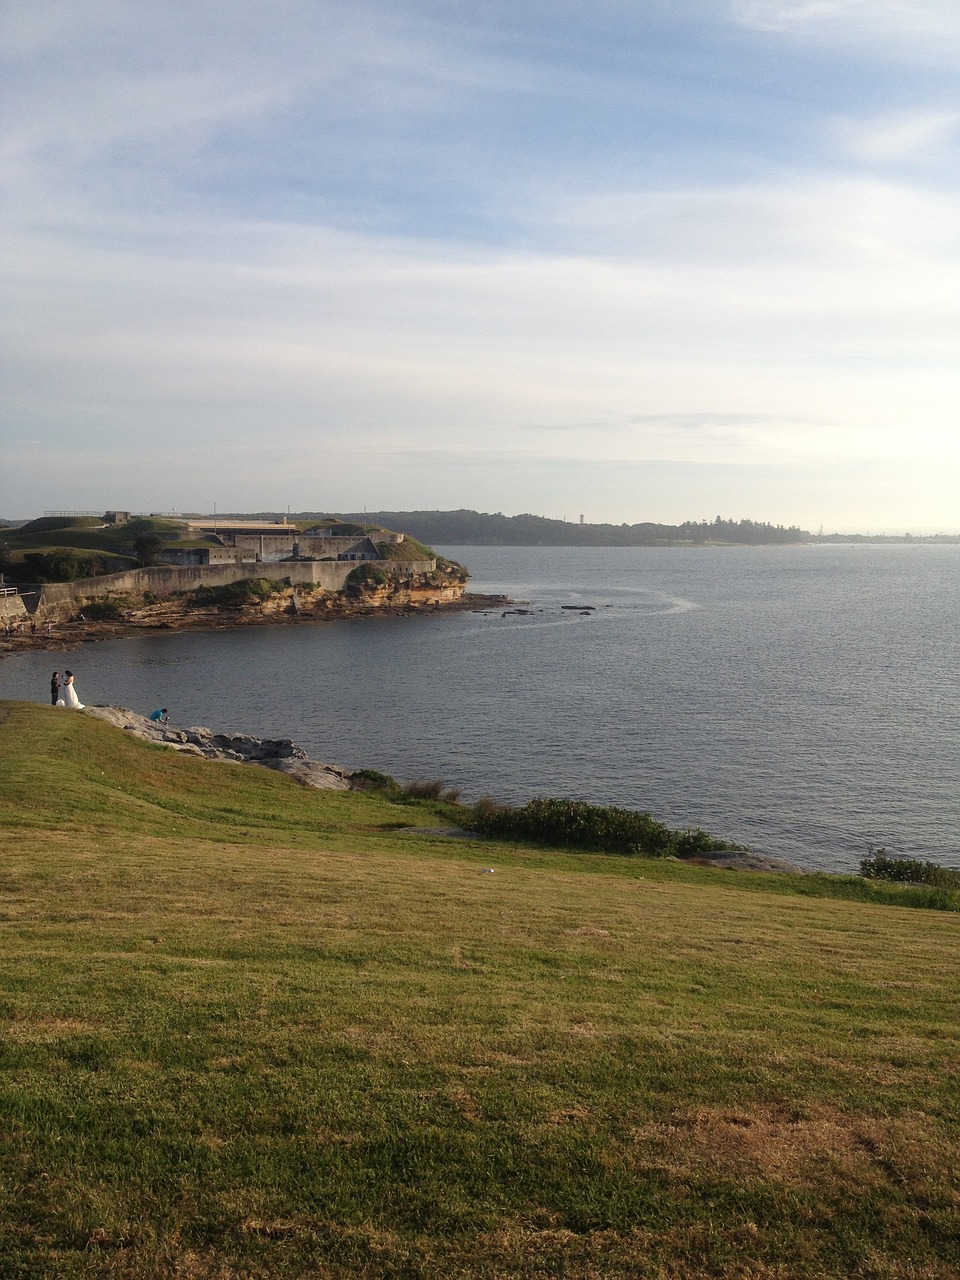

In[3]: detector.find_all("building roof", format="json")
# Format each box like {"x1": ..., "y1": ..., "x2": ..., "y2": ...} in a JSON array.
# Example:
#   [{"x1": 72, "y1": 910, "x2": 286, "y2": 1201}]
[{"x1": 185, "y1": 520, "x2": 295, "y2": 535}]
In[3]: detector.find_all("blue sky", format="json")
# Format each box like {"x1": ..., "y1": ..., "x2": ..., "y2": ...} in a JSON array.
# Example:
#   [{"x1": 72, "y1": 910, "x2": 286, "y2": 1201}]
[{"x1": 3, "y1": 0, "x2": 959, "y2": 529}]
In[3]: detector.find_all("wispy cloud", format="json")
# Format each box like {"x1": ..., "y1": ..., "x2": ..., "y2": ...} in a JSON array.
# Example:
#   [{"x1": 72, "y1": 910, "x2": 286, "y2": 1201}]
[
  {"x1": 731, "y1": 0, "x2": 960, "y2": 57},
  {"x1": 2, "y1": 1, "x2": 959, "y2": 527},
  {"x1": 830, "y1": 107, "x2": 960, "y2": 165}
]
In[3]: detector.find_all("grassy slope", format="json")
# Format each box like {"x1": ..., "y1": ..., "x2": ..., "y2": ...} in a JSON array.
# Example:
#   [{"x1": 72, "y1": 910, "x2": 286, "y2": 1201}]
[
  {"x1": 1, "y1": 703, "x2": 958, "y2": 1279},
  {"x1": 1, "y1": 518, "x2": 184, "y2": 554},
  {"x1": 0, "y1": 546, "x2": 141, "y2": 570},
  {"x1": 0, "y1": 518, "x2": 182, "y2": 577}
]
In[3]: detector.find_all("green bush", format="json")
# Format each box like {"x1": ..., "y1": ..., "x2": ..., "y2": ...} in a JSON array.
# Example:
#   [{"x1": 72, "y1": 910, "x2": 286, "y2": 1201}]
[
  {"x1": 860, "y1": 848, "x2": 960, "y2": 888},
  {"x1": 82, "y1": 597, "x2": 128, "y2": 620},
  {"x1": 15, "y1": 550, "x2": 109, "y2": 583},
  {"x1": 346, "y1": 564, "x2": 388, "y2": 589},
  {"x1": 466, "y1": 797, "x2": 732, "y2": 859},
  {"x1": 189, "y1": 578, "x2": 281, "y2": 608},
  {"x1": 351, "y1": 768, "x2": 401, "y2": 795}
]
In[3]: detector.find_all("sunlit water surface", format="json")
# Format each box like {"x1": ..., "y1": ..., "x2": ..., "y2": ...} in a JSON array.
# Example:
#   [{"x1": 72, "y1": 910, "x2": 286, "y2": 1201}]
[{"x1": 4, "y1": 544, "x2": 959, "y2": 873}]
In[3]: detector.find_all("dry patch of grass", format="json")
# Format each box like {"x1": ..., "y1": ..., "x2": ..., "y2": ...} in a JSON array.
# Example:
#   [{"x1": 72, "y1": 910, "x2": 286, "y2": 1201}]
[
  {"x1": 5, "y1": 1015, "x2": 100, "y2": 1042},
  {"x1": 634, "y1": 1103, "x2": 941, "y2": 1187}
]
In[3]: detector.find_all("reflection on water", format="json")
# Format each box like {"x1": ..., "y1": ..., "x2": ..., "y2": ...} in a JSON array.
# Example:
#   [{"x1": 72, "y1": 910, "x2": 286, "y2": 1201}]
[{"x1": 3, "y1": 544, "x2": 959, "y2": 874}]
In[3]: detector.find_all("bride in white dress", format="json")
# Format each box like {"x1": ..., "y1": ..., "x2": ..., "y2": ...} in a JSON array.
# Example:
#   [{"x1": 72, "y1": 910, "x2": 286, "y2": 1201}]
[{"x1": 61, "y1": 671, "x2": 84, "y2": 709}]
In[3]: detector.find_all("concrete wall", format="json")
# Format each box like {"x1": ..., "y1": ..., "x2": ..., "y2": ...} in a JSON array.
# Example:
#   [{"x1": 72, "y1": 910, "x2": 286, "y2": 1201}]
[
  {"x1": 0, "y1": 592, "x2": 29, "y2": 621},
  {"x1": 23, "y1": 559, "x2": 439, "y2": 615}
]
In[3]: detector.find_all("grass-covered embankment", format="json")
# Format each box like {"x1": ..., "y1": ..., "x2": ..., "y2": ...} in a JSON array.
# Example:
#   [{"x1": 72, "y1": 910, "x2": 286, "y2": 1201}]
[{"x1": 1, "y1": 701, "x2": 959, "y2": 1278}]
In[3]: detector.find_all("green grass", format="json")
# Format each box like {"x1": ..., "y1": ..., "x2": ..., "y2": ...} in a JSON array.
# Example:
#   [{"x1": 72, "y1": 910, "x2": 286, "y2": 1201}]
[
  {"x1": 0, "y1": 545, "x2": 140, "y2": 567},
  {"x1": 376, "y1": 537, "x2": 437, "y2": 563},
  {"x1": 1, "y1": 702, "x2": 959, "y2": 1278},
  {"x1": 0, "y1": 517, "x2": 184, "y2": 553}
]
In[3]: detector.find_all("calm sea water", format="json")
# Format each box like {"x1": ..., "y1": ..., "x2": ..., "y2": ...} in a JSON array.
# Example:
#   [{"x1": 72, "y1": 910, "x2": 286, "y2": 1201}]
[{"x1": 3, "y1": 544, "x2": 959, "y2": 874}]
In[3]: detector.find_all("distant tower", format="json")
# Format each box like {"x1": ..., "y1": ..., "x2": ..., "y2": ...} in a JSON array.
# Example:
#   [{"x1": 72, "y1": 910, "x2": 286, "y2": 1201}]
[{"x1": 579, "y1": 514, "x2": 584, "y2": 525}]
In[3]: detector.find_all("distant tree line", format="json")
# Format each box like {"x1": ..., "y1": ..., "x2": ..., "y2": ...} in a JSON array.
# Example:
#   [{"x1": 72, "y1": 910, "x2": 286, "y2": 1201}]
[{"x1": 334, "y1": 510, "x2": 807, "y2": 547}]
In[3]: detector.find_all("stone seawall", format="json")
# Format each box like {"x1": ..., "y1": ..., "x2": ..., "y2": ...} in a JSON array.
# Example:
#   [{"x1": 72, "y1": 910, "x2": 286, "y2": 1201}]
[
  {"x1": 20, "y1": 560, "x2": 439, "y2": 617},
  {"x1": 0, "y1": 594, "x2": 29, "y2": 621}
]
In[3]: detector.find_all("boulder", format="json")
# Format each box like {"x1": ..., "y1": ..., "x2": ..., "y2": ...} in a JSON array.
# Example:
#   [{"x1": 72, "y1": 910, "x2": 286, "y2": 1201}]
[
  {"x1": 81, "y1": 705, "x2": 349, "y2": 788},
  {"x1": 254, "y1": 758, "x2": 351, "y2": 790},
  {"x1": 251, "y1": 738, "x2": 308, "y2": 761}
]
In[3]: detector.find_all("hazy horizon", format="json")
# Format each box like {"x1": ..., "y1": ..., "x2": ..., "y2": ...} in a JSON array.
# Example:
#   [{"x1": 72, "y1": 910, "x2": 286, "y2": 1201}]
[{"x1": 3, "y1": 2, "x2": 958, "y2": 528}]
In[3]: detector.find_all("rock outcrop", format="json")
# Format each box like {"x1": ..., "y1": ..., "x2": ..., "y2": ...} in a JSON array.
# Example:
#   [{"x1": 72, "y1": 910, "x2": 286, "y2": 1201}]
[{"x1": 82, "y1": 705, "x2": 354, "y2": 790}]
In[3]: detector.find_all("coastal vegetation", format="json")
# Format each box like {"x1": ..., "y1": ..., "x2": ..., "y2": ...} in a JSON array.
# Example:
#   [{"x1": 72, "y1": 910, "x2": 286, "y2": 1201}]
[
  {"x1": 465, "y1": 796, "x2": 733, "y2": 858},
  {"x1": 860, "y1": 848, "x2": 960, "y2": 889},
  {"x1": 345, "y1": 562, "x2": 389, "y2": 589},
  {"x1": 2, "y1": 701, "x2": 959, "y2": 1278},
  {"x1": 188, "y1": 576, "x2": 285, "y2": 609}
]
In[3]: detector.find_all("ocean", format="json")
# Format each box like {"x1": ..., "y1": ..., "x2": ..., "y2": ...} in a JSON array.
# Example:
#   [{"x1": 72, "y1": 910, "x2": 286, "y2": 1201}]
[{"x1": 3, "y1": 543, "x2": 958, "y2": 874}]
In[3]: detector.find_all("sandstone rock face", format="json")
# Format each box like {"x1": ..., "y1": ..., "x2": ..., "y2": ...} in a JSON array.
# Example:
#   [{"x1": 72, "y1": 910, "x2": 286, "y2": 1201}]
[{"x1": 81, "y1": 705, "x2": 352, "y2": 790}]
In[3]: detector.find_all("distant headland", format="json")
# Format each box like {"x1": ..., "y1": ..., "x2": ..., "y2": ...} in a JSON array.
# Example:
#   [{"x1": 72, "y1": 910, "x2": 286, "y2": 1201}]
[
  {"x1": 0, "y1": 511, "x2": 506, "y2": 655},
  {"x1": 208, "y1": 510, "x2": 960, "y2": 547}
]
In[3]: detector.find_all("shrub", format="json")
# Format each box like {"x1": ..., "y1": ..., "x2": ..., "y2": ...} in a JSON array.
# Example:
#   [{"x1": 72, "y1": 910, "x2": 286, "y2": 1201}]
[
  {"x1": 472, "y1": 795, "x2": 504, "y2": 820},
  {"x1": 82, "y1": 597, "x2": 128, "y2": 620},
  {"x1": 347, "y1": 564, "x2": 388, "y2": 589},
  {"x1": 673, "y1": 827, "x2": 725, "y2": 858},
  {"x1": 403, "y1": 779, "x2": 446, "y2": 801},
  {"x1": 189, "y1": 578, "x2": 281, "y2": 608},
  {"x1": 860, "y1": 848, "x2": 960, "y2": 888},
  {"x1": 351, "y1": 768, "x2": 401, "y2": 795},
  {"x1": 15, "y1": 551, "x2": 108, "y2": 583},
  {"x1": 403, "y1": 778, "x2": 461, "y2": 804},
  {"x1": 465, "y1": 796, "x2": 733, "y2": 859}
]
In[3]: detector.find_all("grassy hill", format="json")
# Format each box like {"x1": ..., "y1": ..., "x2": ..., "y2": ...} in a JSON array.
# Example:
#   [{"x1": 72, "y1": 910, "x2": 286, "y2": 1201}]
[
  {"x1": 1, "y1": 702, "x2": 958, "y2": 1278},
  {"x1": 7, "y1": 516, "x2": 184, "y2": 551},
  {"x1": 0, "y1": 517, "x2": 186, "y2": 584}
]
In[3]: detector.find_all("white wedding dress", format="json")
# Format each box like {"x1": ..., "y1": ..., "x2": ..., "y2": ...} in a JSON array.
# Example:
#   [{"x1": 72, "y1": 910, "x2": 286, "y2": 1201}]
[{"x1": 62, "y1": 679, "x2": 84, "y2": 709}]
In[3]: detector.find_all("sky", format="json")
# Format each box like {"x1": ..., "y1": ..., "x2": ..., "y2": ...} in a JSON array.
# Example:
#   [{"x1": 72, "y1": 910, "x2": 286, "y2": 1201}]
[{"x1": 2, "y1": 0, "x2": 959, "y2": 531}]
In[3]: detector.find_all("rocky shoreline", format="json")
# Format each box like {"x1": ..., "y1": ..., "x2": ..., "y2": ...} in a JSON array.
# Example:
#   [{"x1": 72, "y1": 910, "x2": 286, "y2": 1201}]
[
  {"x1": 83, "y1": 705, "x2": 358, "y2": 790},
  {"x1": 80, "y1": 705, "x2": 804, "y2": 873},
  {"x1": 0, "y1": 591, "x2": 511, "y2": 659}
]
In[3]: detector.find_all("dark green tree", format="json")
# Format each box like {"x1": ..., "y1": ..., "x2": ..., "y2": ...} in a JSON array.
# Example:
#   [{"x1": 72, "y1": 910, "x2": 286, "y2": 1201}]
[{"x1": 134, "y1": 533, "x2": 166, "y2": 566}]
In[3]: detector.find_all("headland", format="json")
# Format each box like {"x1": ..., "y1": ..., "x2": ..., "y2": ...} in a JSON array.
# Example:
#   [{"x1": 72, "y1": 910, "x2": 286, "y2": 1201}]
[{"x1": 0, "y1": 509, "x2": 508, "y2": 657}]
